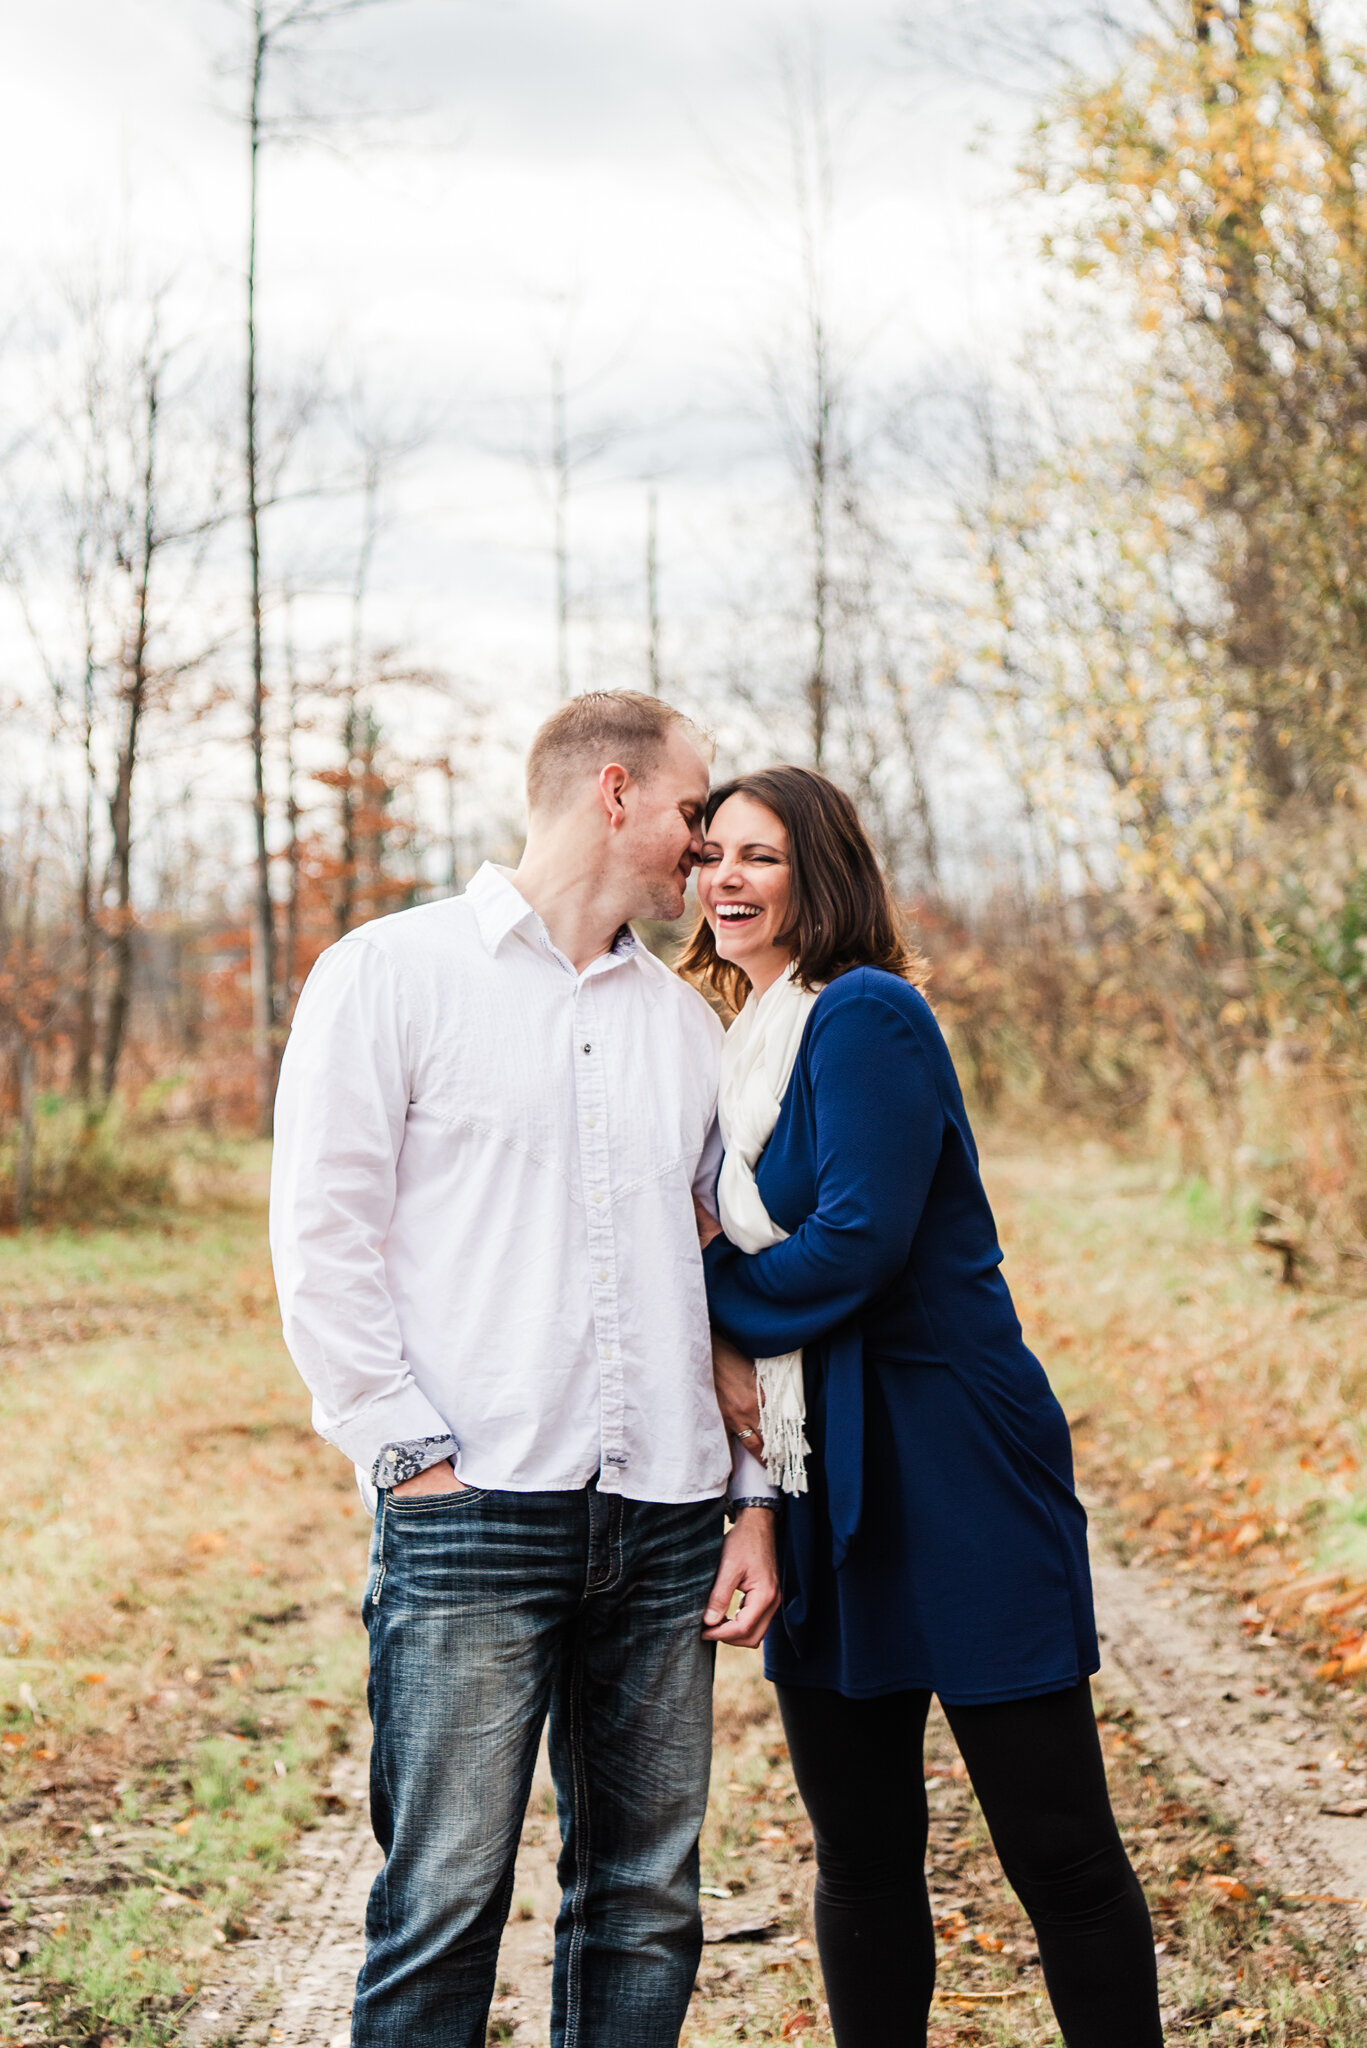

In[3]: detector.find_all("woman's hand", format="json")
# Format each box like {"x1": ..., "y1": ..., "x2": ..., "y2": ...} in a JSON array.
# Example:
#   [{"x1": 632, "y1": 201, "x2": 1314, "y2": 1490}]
[
  {"x1": 713, "y1": 1332, "x2": 763, "y2": 1461},
  {"x1": 693, "y1": 1195, "x2": 723, "y2": 1251}
]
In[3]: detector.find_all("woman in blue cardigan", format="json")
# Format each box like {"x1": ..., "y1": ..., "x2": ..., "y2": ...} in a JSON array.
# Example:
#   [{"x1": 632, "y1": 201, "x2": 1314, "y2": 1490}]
[{"x1": 680, "y1": 766, "x2": 1162, "y2": 2048}]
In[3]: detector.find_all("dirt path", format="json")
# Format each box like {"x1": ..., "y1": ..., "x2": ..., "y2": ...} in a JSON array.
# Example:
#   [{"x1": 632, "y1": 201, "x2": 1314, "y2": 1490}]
[
  {"x1": 182, "y1": 1508, "x2": 1367, "y2": 2047},
  {"x1": 186, "y1": 1748, "x2": 562, "y2": 2048},
  {"x1": 1091, "y1": 1543, "x2": 1367, "y2": 1939}
]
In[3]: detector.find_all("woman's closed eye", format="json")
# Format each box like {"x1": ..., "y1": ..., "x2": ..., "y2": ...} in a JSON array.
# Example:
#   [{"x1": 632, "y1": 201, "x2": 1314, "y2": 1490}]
[{"x1": 698, "y1": 847, "x2": 782, "y2": 867}]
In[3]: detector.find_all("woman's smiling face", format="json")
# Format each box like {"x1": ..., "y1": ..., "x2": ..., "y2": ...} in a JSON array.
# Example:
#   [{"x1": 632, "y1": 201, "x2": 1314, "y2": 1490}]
[{"x1": 696, "y1": 792, "x2": 794, "y2": 997}]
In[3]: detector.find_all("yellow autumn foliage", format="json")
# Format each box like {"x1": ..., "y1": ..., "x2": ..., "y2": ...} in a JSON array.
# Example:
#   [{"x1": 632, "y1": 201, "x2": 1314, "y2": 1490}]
[{"x1": 941, "y1": 0, "x2": 1367, "y2": 1247}]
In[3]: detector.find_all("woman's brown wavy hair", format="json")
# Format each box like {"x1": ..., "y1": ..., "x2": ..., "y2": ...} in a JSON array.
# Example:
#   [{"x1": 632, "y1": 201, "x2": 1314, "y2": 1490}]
[{"x1": 677, "y1": 764, "x2": 926, "y2": 1013}]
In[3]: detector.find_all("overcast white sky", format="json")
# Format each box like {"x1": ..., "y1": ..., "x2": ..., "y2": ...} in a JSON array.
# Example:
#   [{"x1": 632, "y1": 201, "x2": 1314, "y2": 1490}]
[{"x1": 4, "y1": 0, "x2": 1052, "y2": 881}]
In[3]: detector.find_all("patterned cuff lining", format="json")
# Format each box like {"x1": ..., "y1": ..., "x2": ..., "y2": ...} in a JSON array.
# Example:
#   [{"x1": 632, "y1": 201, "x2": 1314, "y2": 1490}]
[{"x1": 372, "y1": 1436, "x2": 459, "y2": 1489}]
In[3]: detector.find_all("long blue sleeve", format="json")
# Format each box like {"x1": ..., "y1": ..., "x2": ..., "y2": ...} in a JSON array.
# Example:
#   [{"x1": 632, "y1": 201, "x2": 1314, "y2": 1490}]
[{"x1": 703, "y1": 979, "x2": 945, "y2": 1356}]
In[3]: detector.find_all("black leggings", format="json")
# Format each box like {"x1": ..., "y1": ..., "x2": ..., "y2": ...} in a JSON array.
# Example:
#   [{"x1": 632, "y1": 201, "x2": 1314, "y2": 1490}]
[{"x1": 776, "y1": 1679, "x2": 1162, "y2": 2048}]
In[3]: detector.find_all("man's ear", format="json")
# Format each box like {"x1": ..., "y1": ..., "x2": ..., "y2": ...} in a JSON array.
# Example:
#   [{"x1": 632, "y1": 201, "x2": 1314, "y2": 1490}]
[{"x1": 598, "y1": 762, "x2": 630, "y2": 830}]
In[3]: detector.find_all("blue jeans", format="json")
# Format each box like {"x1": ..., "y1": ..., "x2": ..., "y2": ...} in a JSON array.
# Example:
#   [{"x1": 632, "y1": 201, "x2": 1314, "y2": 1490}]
[{"x1": 353, "y1": 1478, "x2": 724, "y2": 2048}]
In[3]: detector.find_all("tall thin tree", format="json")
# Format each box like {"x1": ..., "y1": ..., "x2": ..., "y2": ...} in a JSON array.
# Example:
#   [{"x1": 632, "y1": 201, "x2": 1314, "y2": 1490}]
[
  {"x1": 777, "y1": 33, "x2": 838, "y2": 770},
  {"x1": 229, "y1": 0, "x2": 405, "y2": 1129},
  {"x1": 101, "y1": 339, "x2": 162, "y2": 1099},
  {"x1": 645, "y1": 486, "x2": 662, "y2": 695}
]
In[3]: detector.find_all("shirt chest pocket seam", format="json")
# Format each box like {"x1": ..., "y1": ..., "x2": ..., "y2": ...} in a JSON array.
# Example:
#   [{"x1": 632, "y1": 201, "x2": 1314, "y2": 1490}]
[
  {"x1": 417, "y1": 1101, "x2": 573, "y2": 1181},
  {"x1": 612, "y1": 1151, "x2": 691, "y2": 1198}
]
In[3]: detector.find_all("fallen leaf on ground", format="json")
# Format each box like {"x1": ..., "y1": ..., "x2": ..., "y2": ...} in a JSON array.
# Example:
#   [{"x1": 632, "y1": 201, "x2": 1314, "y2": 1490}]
[
  {"x1": 702, "y1": 1915, "x2": 783, "y2": 1945},
  {"x1": 935, "y1": 1988, "x2": 1029, "y2": 2004}
]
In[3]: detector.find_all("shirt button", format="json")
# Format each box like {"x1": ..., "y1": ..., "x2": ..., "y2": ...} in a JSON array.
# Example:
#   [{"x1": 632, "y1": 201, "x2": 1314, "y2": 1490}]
[
  {"x1": 581, "y1": 1042, "x2": 592, "y2": 1054},
  {"x1": 591, "y1": 1192, "x2": 604, "y2": 1205},
  {"x1": 597, "y1": 1269, "x2": 608, "y2": 1283},
  {"x1": 602, "y1": 1345, "x2": 613, "y2": 1360},
  {"x1": 586, "y1": 1114, "x2": 597, "y2": 1128}
]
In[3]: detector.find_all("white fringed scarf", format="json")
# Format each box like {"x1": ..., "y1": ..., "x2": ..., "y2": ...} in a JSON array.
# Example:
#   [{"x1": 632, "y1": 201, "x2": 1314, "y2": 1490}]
[{"x1": 717, "y1": 969, "x2": 822, "y2": 1494}]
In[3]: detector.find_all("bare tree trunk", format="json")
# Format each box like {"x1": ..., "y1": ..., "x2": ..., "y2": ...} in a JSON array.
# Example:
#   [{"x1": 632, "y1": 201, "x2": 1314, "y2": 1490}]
[
  {"x1": 336, "y1": 455, "x2": 380, "y2": 938},
  {"x1": 337, "y1": 691, "x2": 358, "y2": 935},
  {"x1": 776, "y1": 33, "x2": 836, "y2": 768},
  {"x1": 101, "y1": 357, "x2": 160, "y2": 1101},
  {"x1": 445, "y1": 752, "x2": 460, "y2": 894},
  {"x1": 357, "y1": 709, "x2": 385, "y2": 903},
  {"x1": 234, "y1": 0, "x2": 405, "y2": 1113},
  {"x1": 646, "y1": 486, "x2": 662, "y2": 695},
  {"x1": 245, "y1": 3, "x2": 278, "y2": 1134},
  {"x1": 13, "y1": 1039, "x2": 36, "y2": 1228},
  {"x1": 806, "y1": 313, "x2": 831, "y2": 768},
  {"x1": 884, "y1": 663, "x2": 941, "y2": 890},
  {"x1": 0, "y1": 812, "x2": 50, "y2": 1224},
  {"x1": 72, "y1": 638, "x2": 99, "y2": 1101},
  {"x1": 282, "y1": 600, "x2": 303, "y2": 1017},
  {"x1": 552, "y1": 352, "x2": 571, "y2": 699}
]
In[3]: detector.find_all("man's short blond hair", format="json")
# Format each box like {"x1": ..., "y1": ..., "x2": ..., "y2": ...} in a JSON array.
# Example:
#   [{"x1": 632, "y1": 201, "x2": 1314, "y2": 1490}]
[{"x1": 525, "y1": 691, "x2": 709, "y2": 815}]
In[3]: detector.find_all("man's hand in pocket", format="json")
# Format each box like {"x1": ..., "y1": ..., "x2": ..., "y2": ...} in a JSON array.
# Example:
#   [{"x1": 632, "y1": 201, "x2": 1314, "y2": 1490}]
[{"x1": 391, "y1": 1459, "x2": 469, "y2": 1500}]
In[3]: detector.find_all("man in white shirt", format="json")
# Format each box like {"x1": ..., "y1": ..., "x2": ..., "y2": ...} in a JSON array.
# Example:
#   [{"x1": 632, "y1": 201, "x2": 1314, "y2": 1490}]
[{"x1": 269, "y1": 691, "x2": 779, "y2": 2048}]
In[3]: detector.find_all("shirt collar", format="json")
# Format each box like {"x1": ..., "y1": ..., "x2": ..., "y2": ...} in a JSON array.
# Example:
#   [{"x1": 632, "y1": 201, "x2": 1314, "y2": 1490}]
[
  {"x1": 465, "y1": 862, "x2": 643, "y2": 971},
  {"x1": 465, "y1": 863, "x2": 540, "y2": 955}
]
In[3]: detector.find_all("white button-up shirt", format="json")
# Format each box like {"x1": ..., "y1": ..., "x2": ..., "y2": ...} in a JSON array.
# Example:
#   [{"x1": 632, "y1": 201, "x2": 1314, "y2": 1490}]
[{"x1": 269, "y1": 862, "x2": 745, "y2": 1504}]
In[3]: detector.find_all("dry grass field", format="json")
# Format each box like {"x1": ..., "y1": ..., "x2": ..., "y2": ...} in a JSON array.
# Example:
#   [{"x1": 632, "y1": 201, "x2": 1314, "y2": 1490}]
[
  {"x1": 0, "y1": 1153, "x2": 371, "y2": 2046},
  {"x1": 4, "y1": 1136, "x2": 1367, "y2": 2046},
  {"x1": 991, "y1": 1141, "x2": 1367, "y2": 1676}
]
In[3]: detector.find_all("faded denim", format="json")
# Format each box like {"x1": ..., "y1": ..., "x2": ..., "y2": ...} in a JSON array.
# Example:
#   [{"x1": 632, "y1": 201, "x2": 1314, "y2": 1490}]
[{"x1": 352, "y1": 1478, "x2": 724, "y2": 2048}]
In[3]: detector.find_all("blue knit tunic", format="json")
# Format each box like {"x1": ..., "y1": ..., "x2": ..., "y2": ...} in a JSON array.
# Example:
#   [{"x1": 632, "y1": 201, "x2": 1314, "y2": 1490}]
[{"x1": 702, "y1": 967, "x2": 1098, "y2": 1703}]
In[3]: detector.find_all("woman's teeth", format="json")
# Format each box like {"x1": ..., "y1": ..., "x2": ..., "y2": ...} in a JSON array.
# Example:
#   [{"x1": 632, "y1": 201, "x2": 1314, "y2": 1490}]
[{"x1": 717, "y1": 905, "x2": 762, "y2": 922}]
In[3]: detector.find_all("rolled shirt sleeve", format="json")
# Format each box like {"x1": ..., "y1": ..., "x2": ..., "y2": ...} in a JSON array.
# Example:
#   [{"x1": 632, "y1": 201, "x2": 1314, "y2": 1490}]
[
  {"x1": 729, "y1": 1436, "x2": 777, "y2": 1498},
  {"x1": 691, "y1": 1110, "x2": 724, "y2": 1218},
  {"x1": 695, "y1": 1113, "x2": 777, "y2": 1500},
  {"x1": 372, "y1": 1435, "x2": 460, "y2": 1489},
  {"x1": 269, "y1": 939, "x2": 457, "y2": 1480}
]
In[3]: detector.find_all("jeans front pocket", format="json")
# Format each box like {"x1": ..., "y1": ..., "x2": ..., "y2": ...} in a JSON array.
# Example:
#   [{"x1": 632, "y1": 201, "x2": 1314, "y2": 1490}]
[
  {"x1": 384, "y1": 1485, "x2": 488, "y2": 1516},
  {"x1": 372, "y1": 1485, "x2": 490, "y2": 1608}
]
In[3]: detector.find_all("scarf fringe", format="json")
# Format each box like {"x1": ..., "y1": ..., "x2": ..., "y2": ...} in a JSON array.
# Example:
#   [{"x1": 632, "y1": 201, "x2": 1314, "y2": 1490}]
[
  {"x1": 756, "y1": 1351, "x2": 810, "y2": 1496},
  {"x1": 718, "y1": 972, "x2": 823, "y2": 1498}
]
